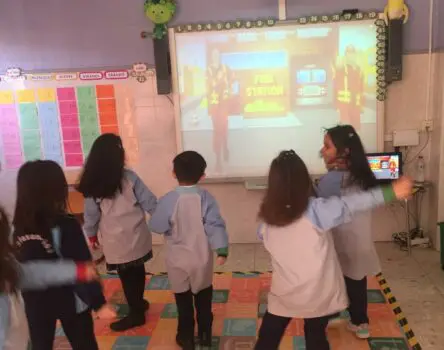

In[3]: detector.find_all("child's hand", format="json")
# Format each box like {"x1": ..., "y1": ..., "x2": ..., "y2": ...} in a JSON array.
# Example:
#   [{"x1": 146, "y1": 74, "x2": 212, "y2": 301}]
[
  {"x1": 216, "y1": 256, "x2": 227, "y2": 266},
  {"x1": 392, "y1": 176, "x2": 413, "y2": 200},
  {"x1": 88, "y1": 236, "x2": 100, "y2": 250},
  {"x1": 95, "y1": 304, "x2": 117, "y2": 320}
]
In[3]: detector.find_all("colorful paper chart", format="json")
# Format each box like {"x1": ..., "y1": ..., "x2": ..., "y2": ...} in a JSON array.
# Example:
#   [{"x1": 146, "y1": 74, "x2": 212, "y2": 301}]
[{"x1": 0, "y1": 84, "x2": 121, "y2": 170}]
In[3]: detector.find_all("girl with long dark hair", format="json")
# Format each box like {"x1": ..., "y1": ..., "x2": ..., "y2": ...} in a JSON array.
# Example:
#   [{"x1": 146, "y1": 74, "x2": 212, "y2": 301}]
[
  {"x1": 254, "y1": 150, "x2": 412, "y2": 350},
  {"x1": 77, "y1": 134, "x2": 157, "y2": 331},
  {"x1": 318, "y1": 124, "x2": 380, "y2": 339},
  {"x1": 13, "y1": 160, "x2": 114, "y2": 350},
  {"x1": 0, "y1": 205, "x2": 100, "y2": 350}
]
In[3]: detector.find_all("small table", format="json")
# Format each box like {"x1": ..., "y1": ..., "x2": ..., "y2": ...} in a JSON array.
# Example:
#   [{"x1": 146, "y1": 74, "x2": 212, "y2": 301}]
[{"x1": 405, "y1": 182, "x2": 431, "y2": 255}]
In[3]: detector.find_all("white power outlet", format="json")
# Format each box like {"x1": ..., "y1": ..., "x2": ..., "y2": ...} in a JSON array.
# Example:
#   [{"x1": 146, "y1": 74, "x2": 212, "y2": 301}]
[{"x1": 422, "y1": 120, "x2": 433, "y2": 131}]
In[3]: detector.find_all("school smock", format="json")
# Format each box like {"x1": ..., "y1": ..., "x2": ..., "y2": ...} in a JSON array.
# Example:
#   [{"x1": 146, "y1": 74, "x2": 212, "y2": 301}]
[
  {"x1": 14, "y1": 215, "x2": 105, "y2": 319},
  {"x1": 317, "y1": 170, "x2": 381, "y2": 280},
  {"x1": 0, "y1": 261, "x2": 82, "y2": 350},
  {"x1": 83, "y1": 169, "x2": 157, "y2": 265},
  {"x1": 149, "y1": 186, "x2": 229, "y2": 294},
  {"x1": 259, "y1": 187, "x2": 394, "y2": 319}
]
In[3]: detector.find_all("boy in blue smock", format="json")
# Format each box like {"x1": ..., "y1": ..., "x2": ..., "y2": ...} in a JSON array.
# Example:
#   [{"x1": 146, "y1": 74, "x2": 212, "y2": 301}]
[{"x1": 150, "y1": 151, "x2": 229, "y2": 350}]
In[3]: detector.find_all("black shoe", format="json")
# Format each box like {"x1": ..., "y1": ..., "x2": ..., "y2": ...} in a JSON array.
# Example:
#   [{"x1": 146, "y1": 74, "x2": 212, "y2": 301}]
[
  {"x1": 110, "y1": 314, "x2": 145, "y2": 332},
  {"x1": 199, "y1": 331, "x2": 212, "y2": 347},
  {"x1": 176, "y1": 334, "x2": 195, "y2": 350}
]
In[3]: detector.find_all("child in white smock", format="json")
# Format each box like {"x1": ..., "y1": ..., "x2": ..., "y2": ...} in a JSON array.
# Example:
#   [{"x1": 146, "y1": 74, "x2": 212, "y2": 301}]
[
  {"x1": 318, "y1": 125, "x2": 381, "y2": 339},
  {"x1": 254, "y1": 150, "x2": 412, "y2": 350},
  {"x1": 77, "y1": 134, "x2": 157, "y2": 332},
  {"x1": 150, "y1": 151, "x2": 229, "y2": 350}
]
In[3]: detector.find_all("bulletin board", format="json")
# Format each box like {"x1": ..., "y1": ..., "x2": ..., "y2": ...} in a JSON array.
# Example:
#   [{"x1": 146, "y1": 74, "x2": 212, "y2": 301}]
[
  {"x1": 0, "y1": 67, "x2": 178, "y2": 217},
  {"x1": 0, "y1": 69, "x2": 145, "y2": 183}
]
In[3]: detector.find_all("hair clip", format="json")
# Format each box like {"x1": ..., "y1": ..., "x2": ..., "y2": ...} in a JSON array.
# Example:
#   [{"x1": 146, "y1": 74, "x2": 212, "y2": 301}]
[
  {"x1": 280, "y1": 149, "x2": 296, "y2": 159},
  {"x1": 348, "y1": 132, "x2": 355, "y2": 138}
]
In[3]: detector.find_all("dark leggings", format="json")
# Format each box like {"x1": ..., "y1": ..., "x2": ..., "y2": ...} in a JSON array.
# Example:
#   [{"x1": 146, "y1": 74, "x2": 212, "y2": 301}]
[
  {"x1": 345, "y1": 276, "x2": 369, "y2": 325},
  {"x1": 255, "y1": 311, "x2": 337, "y2": 350},
  {"x1": 175, "y1": 285, "x2": 213, "y2": 341},
  {"x1": 28, "y1": 310, "x2": 98, "y2": 350},
  {"x1": 118, "y1": 264, "x2": 146, "y2": 317}
]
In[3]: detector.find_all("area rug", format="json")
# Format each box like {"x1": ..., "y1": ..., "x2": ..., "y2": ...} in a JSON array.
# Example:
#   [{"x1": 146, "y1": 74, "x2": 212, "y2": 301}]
[{"x1": 53, "y1": 272, "x2": 421, "y2": 350}]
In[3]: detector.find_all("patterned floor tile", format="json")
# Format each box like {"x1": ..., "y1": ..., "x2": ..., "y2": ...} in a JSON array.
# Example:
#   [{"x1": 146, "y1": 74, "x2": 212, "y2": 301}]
[
  {"x1": 367, "y1": 289, "x2": 387, "y2": 304},
  {"x1": 112, "y1": 336, "x2": 150, "y2": 349},
  {"x1": 219, "y1": 336, "x2": 256, "y2": 349},
  {"x1": 328, "y1": 327, "x2": 371, "y2": 350},
  {"x1": 232, "y1": 272, "x2": 260, "y2": 279},
  {"x1": 225, "y1": 303, "x2": 257, "y2": 318},
  {"x1": 145, "y1": 275, "x2": 170, "y2": 290},
  {"x1": 223, "y1": 318, "x2": 257, "y2": 336},
  {"x1": 212, "y1": 289, "x2": 230, "y2": 303},
  {"x1": 293, "y1": 335, "x2": 308, "y2": 349},
  {"x1": 160, "y1": 303, "x2": 178, "y2": 318},
  {"x1": 96, "y1": 336, "x2": 119, "y2": 350},
  {"x1": 109, "y1": 290, "x2": 127, "y2": 304},
  {"x1": 279, "y1": 336, "x2": 294, "y2": 350},
  {"x1": 213, "y1": 274, "x2": 233, "y2": 290},
  {"x1": 231, "y1": 276, "x2": 261, "y2": 290},
  {"x1": 53, "y1": 337, "x2": 71, "y2": 350},
  {"x1": 143, "y1": 290, "x2": 175, "y2": 303},
  {"x1": 367, "y1": 337, "x2": 410, "y2": 349},
  {"x1": 284, "y1": 319, "x2": 304, "y2": 337},
  {"x1": 228, "y1": 289, "x2": 259, "y2": 303},
  {"x1": 78, "y1": 273, "x2": 418, "y2": 350}
]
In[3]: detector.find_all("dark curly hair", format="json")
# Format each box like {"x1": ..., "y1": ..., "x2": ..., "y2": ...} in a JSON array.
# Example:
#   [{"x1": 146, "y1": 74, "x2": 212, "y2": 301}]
[{"x1": 0, "y1": 207, "x2": 19, "y2": 293}]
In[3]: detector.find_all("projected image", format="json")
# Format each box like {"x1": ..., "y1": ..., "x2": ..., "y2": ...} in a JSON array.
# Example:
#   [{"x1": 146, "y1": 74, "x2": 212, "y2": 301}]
[
  {"x1": 174, "y1": 21, "x2": 378, "y2": 176},
  {"x1": 368, "y1": 155, "x2": 400, "y2": 180}
]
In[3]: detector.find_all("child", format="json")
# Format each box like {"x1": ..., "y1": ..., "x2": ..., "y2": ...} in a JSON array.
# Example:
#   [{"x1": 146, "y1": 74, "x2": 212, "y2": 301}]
[
  {"x1": 76, "y1": 133, "x2": 157, "y2": 331},
  {"x1": 149, "y1": 151, "x2": 229, "y2": 350},
  {"x1": 13, "y1": 160, "x2": 115, "y2": 350},
  {"x1": 318, "y1": 125, "x2": 380, "y2": 338},
  {"x1": 254, "y1": 150, "x2": 412, "y2": 350},
  {"x1": 0, "y1": 205, "x2": 100, "y2": 350}
]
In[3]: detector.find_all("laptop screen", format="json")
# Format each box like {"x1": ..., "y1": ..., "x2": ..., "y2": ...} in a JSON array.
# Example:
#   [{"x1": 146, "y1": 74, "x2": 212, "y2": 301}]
[{"x1": 366, "y1": 153, "x2": 401, "y2": 181}]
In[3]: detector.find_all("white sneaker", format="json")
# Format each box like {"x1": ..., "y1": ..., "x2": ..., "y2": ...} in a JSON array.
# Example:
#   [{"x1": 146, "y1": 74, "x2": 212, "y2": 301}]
[{"x1": 347, "y1": 322, "x2": 370, "y2": 339}]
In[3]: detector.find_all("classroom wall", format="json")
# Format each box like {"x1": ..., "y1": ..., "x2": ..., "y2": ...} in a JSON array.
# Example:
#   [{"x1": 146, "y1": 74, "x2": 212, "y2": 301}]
[
  {"x1": 1, "y1": 0, "x2": 443, "y2": 243},
  {"x1": 0, "y1": 0, "x2": 442, "y2": 72},
  {"x1": 428, "y1": 53, "x2": 444, "y2": 248},
  {"x1": 141, "y1": 52, "x2": 435, "y2": 244}
]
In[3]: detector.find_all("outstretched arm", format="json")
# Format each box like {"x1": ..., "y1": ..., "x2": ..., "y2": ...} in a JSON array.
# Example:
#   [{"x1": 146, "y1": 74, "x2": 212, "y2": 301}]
[
  {"x1": 19, "y1": 260, "x2": 87, "y2": 290},
  {"x1": 149, "y1": 192, "x2": 177, "y2": 235},
  {"x1": 306, "y1": 186, "x2": 395, "y2": 232}
]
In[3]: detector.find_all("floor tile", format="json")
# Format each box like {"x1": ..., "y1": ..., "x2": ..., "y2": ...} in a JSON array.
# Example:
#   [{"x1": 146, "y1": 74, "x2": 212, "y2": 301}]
[
  {"x1": 92, "y1": 243, "x2": 433, "y2": 349},
  {"x1": 222, "y1": 318, "x2": 257, "y2": 336}
]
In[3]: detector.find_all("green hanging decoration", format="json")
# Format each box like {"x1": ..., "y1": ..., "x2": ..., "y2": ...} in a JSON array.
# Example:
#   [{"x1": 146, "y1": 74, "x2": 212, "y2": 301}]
[{"x1": 144, "y1": 0, "x2": 176, "y2": 39}]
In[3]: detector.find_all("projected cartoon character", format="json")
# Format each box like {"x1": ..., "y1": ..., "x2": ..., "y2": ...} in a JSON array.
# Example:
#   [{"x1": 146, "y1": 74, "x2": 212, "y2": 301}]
[
  {"x1": 389, "y1": 159, "x2": 398, "y2": 178},
  {"x1": 333, "y1": 45, "x2": 365, "y2": 130},
  {"x1": 206, "y1": 47, "x2": 234, "y2": 172},
  {"x1": 144, "y1": 0, "x2": 176, "y2": 39}
]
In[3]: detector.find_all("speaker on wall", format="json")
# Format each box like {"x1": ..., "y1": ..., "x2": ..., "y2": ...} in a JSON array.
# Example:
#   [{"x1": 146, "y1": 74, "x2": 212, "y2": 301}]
[
  {"x1": 387, "y1": 19, "x2": 403, "y2": 83},
  {"x1": 153, "y1": 36, "x2": 172, "y2": 95}
]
